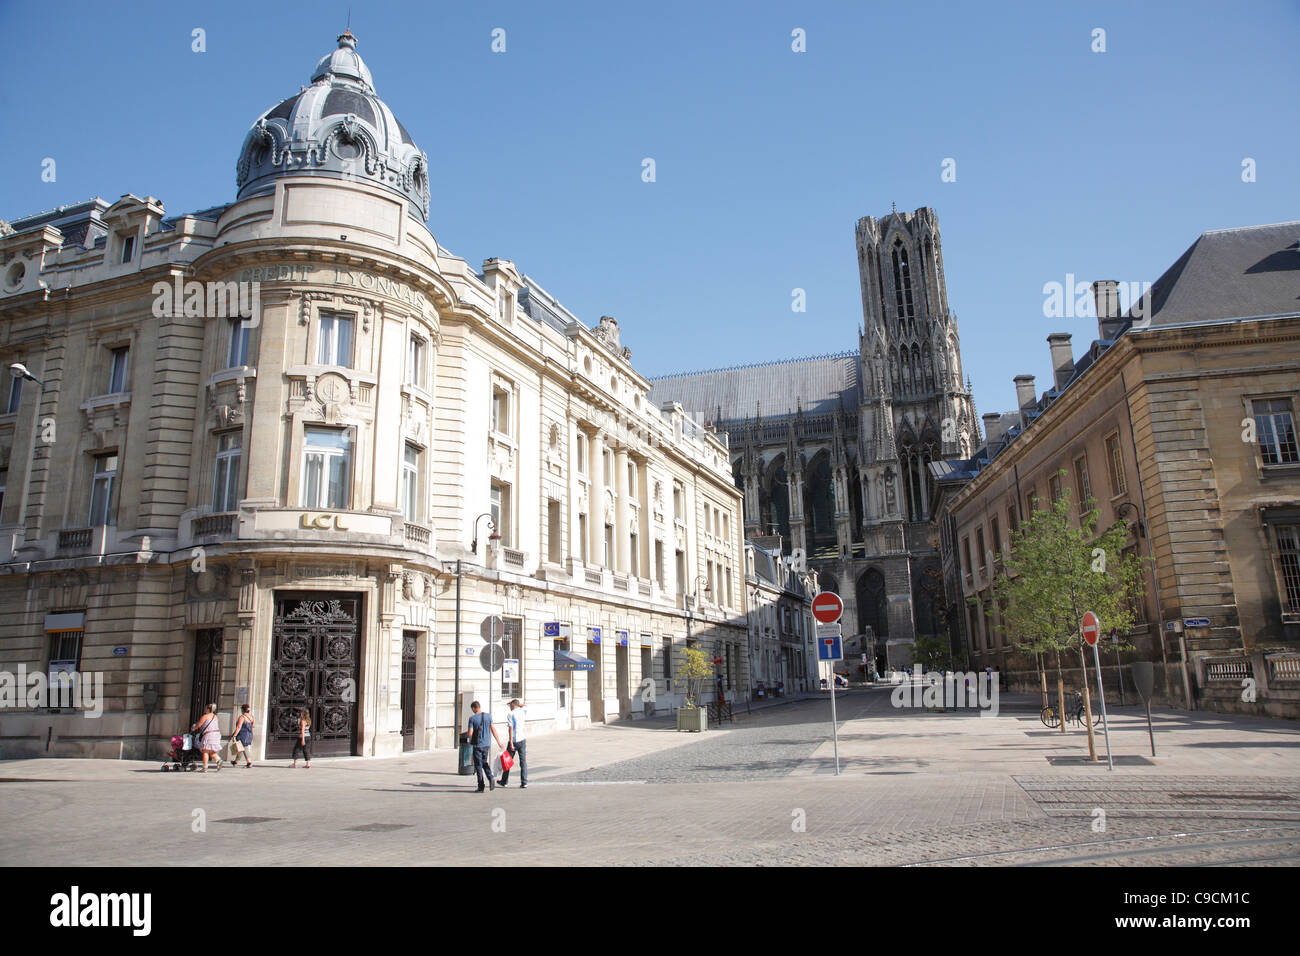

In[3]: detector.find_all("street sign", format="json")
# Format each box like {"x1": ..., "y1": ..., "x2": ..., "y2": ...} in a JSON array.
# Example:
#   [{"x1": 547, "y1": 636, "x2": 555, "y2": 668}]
[
  {"x1": 812, "y1": 591, "x2": 844, "y2": 624},
  {"x1": 503, "y1": 659, "x2": 519, "y2": 683},
  {"x1": 479, "y1": 644, "x2": 504, "y2": 672},
  {"x1": 481, "y1": 615, "x2": 504, "y2": 642},
  {"x1": 815, "y1": 621, "x2": 841, "y2": 639},
  {"x1": 1081, "y1": 610, "x2": 1100, "y2": 646},
  {"x1": 817, "y1": 635, "x2": 842, "y2": 661},
  {"x1": 1184, "y1": 617, "x2": 1210, "y2": 628}
]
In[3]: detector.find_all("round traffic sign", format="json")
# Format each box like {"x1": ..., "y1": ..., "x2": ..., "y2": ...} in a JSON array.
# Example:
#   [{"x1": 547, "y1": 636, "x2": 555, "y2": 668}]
[
  {"x1": 1081, "y1": 610, "x2": 1100, "y2": 646},
  {"x1": 812, "y1": 591, "x2": 844, "y2": 624}
]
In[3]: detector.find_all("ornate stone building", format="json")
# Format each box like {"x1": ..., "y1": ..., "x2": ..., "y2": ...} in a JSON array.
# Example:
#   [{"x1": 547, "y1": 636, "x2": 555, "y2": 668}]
[
  {"x1": 0, "y1": 32, "x2": 746, "y2": 759},
  {"x1": 649, "y1": 207, "x2": 978, "y2": 670}
]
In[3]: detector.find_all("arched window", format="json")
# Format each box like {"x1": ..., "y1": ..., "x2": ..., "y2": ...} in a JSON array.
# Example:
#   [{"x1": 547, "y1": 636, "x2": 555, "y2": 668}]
[
  {"x1": 856, "y1": 568, "x2": 889, "y2": 638},
  {"x1": 892, "y1": 239, "x2": 915, "y2": 323}
]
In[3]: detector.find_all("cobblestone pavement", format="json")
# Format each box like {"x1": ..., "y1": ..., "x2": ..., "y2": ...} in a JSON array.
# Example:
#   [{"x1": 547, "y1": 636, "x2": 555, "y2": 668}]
[{"x1": 2, "y1": 687, "x2": 1297, "y2": 866}]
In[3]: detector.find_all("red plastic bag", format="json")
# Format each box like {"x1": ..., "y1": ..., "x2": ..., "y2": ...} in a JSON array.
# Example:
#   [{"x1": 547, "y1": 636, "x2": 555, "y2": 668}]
[{"x1": 499, "y1": 750, "x2": 514, "y2": 772}]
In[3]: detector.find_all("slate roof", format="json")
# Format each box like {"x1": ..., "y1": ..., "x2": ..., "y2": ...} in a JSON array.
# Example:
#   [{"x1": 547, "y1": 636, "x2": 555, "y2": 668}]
[
  {"x1": 1131, "y1": 220, "x2": 1300, "y2": 327},
  {"x1": 647, "y1": 351, "x2": 859, "y2": 424}
]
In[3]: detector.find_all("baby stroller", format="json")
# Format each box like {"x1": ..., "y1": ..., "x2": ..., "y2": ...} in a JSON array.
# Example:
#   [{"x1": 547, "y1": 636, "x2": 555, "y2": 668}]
[{"x1": 161, "y1": 732, "x2": 217, "y2": 772}]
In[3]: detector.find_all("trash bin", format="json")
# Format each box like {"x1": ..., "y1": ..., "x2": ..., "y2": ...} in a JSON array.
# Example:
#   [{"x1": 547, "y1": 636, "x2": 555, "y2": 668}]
[{"x1": 457, "y1": 734, "x2": 474, "y2": 775}]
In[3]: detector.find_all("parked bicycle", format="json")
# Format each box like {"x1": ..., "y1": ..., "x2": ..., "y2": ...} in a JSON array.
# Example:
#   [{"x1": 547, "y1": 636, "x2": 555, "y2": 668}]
[{"x1": 1040, "y1": 690, "x2": 1101, "y2": 729}]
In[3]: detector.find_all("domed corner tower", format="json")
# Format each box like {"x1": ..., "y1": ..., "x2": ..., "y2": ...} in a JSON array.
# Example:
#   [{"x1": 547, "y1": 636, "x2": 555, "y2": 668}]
[{"x1": 234, "y1": 30, "x2": 431, "y2": 224}]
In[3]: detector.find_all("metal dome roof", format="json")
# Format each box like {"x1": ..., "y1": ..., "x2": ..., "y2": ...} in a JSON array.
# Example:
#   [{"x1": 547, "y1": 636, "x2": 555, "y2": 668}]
[{"x1": 235, "y1": 32, "x2": 430, "y2": 221}]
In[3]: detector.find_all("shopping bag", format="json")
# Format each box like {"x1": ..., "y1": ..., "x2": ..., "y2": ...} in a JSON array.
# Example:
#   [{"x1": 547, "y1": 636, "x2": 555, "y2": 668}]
[{"x1": 499, "y1": 750, "x2": 515, "y2": 773}]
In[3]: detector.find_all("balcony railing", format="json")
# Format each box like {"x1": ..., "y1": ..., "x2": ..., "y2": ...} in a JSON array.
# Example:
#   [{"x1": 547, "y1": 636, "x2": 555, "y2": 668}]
[
  {"x1": 639, "y1": 580, "x2": 652, "y2": 597},
  {"x1": 1205, "y1": 657, "x2": 1254, "y2": 682},
  {"x1": 1266, "y1": 654, "x2": 1300, "y2": 683},
  {"x1": 502, "y1": 547, "x2": 525, "y2": 569},
  {"x1": 585, "y1": 568, "x2": 603, "y2": 587},
  {"x1": 57, "y1": 528, "x2": 92, "y2": 551},
  {"x1": 612, "y1": 574, "x2": 628, "y2": 591},
  {"x1": 404, "y1": 522, "x2": 431, "y2": 547},
  {"x1": 192, "y1": 513, "x2": 236, "y2": 538}
]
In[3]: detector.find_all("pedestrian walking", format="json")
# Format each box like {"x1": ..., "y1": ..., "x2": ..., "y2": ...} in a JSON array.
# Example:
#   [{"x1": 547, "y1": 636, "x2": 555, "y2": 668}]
[
  {"x1": 230, "y1": 704, "x2": 255, "y2": 768},
  {"x1": 190, "y1": 703, "x2": 223, "y2": 772},
  {"x1": 291, "y1": 709, "x2": 311, "y2": 768},
  {"x1": 497, "y1": 698, "x2": 528, "y2": 788},
  {"x1": 466, "y1": 701, "x2": 504, "y2": 792}
]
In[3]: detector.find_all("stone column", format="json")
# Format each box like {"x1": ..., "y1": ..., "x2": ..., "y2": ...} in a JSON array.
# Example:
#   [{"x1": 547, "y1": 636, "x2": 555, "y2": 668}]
[
  {"x1": 590, "y1": 428, "x2": 605, "y2": 566},
  {"x1": 614, "y1": 443, "x2": 630, "y2": 572}
]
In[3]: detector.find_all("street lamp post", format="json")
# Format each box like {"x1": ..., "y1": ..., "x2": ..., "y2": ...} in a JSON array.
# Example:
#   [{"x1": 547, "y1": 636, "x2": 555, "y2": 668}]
[
  {"x1": 470, "y1": 512, "x2": 499, "y2": 554},
  {"x1": 684, "y1": 574, "x2": 711, "y2": 705}
]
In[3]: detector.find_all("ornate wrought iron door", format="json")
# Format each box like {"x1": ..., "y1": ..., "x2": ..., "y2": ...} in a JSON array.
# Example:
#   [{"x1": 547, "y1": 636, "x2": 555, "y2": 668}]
[
  {"x1": 268, "y1": 595, "x2": 362, "y2": 758},
  {"x1": 189, "y1": 629, "x2": 224, "y2": 728}
]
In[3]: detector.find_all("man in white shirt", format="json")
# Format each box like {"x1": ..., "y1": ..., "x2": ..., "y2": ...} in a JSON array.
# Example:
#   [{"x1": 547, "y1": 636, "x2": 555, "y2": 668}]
[{"x1": 497, "y1": 698, "x2": 527, "y2": 788}]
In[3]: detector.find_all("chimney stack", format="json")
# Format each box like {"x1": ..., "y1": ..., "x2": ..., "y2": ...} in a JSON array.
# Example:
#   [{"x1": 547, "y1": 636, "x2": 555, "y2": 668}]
[
  {"x1": 1092, "y1": 279, "x2": 1123, "y2": 340},
  {"x1": 1047, "y1": 333, "x2": 1074, "y2": 391},
  {"x1": 1014, "y1": 374, "x2": 1036, "y2": 414},
  {"x1": 983, "y1": 412, "x2": 1004, "y2": 448}
]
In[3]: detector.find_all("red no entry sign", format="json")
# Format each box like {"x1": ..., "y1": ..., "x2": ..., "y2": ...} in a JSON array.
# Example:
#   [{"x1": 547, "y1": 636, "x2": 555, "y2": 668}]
[
  {"x1": 1081, "y1": 610, "x2": 1100, "y2": 646},
  {"x1": 812, "y1": 592, "x2": 844, "y2": 624}
]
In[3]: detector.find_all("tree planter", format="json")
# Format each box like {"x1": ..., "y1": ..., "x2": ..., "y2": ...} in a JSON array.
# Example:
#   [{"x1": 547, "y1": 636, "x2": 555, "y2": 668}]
[{"x1": 676, "y1": 707, "x2": 707, "y2": 732}]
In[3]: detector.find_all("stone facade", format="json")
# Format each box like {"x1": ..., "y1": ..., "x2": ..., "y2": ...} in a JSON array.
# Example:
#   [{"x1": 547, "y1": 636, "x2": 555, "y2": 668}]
[
  {"x1": 0, "y1": 33, "x2": 746, "y2": 759},
  {"x1": 932, "y1": 222, "x2": 1300, "y2": 716}
]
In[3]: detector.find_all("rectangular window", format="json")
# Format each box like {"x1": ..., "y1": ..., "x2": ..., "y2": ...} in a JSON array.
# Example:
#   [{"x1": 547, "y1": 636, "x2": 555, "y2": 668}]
[
  {"x1": 641, "y1": 641, "x2": 652, "y2": 690},
  {"x1": 0, "y1": 467, "x2": 6, "y2": 518},
  {"x1": 723, "y1": 513, "x2": 730, "y2": 542},
  {"x1": 5, "y1": 376, "x2": 20, "y2": 414},
  {"x1": 603, "y1": 523, "x2": 614, "y2": 568},
  {"x1": 491, "y1": 385, "x2": 510, "y2": 435},
  {"x1": 1275, "y1": 525, "x2": 1300, "y2": 616},
  {"x1": 662, "y1": 637, "x2": 673, "y2": 681},
  {"x1": 1105, "y1": 432, "x2": 1127, "y2": 496},
  {"x1": 108, "y1": 347, "x2": 129, "y2": 394},
  {"x1": 675, "y1": 550, "x2": 686, "y2": 605},
  {"x1": 655, "y1": 540, "x2": 665, "y2": 587},
  {"x1": 89, "y1": 453, "x2": 118, "y2": 526},
  {"x1": 990, "y1": 516, "x2": 1001, "y2": 564},
  {"x1": 1049, "y1": 473, "x2": 1063, "y2": 503},
  {"x1": 501, "y1": 618, "x2": 522, "y2": 699},
  {"x1": 961, "y1": 536, "x2": 972, "y2": 580},
  {"x1": 603, "y1": 449, "x2": 612, "y2": 485},
  {"x1": 228, "y1": 319, "x2": 252, "y2": 368},
  {"x1": 120, "y1": 234, "x2": 135, "y2": 264},
  {"x1": 1026, "y1": 488, "x2": 1038, "y2": 515},
  {"x1": 725, "y1": 567, "x2": 733, "y2": 607},
  {"x1": 407, "y1": 334, "x2": 426, "y2": 389},
  {"x1": 1253, "y1": 398, "x2": 1299, "y2": 465},
  {"x1": 627, "y1": 461, "x2": 637, "y2": 498},
  {"x1": 976, "y1": 527, "x2": 987, "y2": 576},
  {"x1": 317, "y1": 312, "x2": 354, "y2": 368},
  {"x1": 576, "y1": 434, "x2": 587, "y2": 475},
  {"x1": 212, "y1": 431, "x2": 242, "y2": 512},
  {"x1": 491, "y1": 480, "x2": 512, "y2": 547},
  {"x1": 629, "y1": 532, "x2": 639, "y2": 576},
  {"x1": 47, "y1": 630, "x2": 84, "y2": 710},
  {"x1": 1007, "y1": 504, "x2": 1018, "y2": 535},
  {"x1": 1074, "y1": 455, "x2": 1092, "y2": 511},
  {"x1": 673, "y1": 484, "x2": 684, "y2": 521},
  {"x1": 547, "y1": 500, "x2": 562, "y2": 563},
  {"x1": 1123, "y1": 544, "x2": 1149, "y2": 623},
  {"x1": 578, "y1": 513, "x2": 589, "y2": 563},
  {"x1": 402, "y1": 443, "x2": 420, "y2": 522},
  {"x1": 301, "y1": 427, "x2": 352, "y2": 509}
]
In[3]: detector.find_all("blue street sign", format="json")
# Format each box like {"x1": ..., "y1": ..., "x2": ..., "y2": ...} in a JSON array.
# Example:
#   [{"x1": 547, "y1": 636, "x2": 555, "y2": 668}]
[
  {"x1": 818, "y1": 635, "x2": 842, "y2": 661},
  {"x1": 590, "y1": 626, "x2": 601, "y2": 645},
  {"x1": 1184, "y1": 617, "x2": 1210, "y2": 628},
  {"x1": 617, "y1": 630, "x2": 628, "y2": 646},
  {"x1": 544, "y1": 622, "x2": 560, "y2": 637}
]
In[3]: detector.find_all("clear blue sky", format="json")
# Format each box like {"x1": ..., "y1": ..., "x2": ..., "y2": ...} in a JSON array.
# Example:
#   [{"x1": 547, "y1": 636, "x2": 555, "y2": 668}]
[{"x1": 2, "y1": 0, "x2": 1295, "y2": 422}]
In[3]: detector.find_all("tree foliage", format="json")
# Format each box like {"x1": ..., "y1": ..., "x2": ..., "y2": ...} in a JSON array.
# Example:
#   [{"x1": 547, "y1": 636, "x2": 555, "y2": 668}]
[{"x1": 676, "y1": 646, "x2": 714, "y2": 708}]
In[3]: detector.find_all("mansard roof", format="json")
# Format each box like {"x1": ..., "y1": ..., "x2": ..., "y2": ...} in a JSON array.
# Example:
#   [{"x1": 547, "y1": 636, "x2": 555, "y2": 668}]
[
  {"x1": 647, "y1": 350, "x2": 859, "y2": 424},
  {"x1": 1128, "y1": 220, "x2": 1300, "y2": 328}
]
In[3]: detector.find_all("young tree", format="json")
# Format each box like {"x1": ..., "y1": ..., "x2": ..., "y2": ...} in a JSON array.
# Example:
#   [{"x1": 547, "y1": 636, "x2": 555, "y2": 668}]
[
  {"x1": 676, "y1": 646, "x2": 714, "y2": 709},
  {"x1": 912, "y1": 631, "x2": 956, "y2": 672},
  {"x1": 990, "y1": 475, "x2": 1145, "y2": 757}
]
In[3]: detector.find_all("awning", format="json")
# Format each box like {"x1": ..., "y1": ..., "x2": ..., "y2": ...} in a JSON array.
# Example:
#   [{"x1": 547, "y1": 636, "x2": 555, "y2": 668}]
[{"x1": 554, "y1": 650, "x2": 596, "y2": 671}]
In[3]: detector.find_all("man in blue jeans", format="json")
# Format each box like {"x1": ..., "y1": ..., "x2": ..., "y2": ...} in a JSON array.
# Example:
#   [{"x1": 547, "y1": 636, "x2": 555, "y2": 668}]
[
  {"x1": 497, "y1": 698, "x2": 527, "y2": 788},
  {"x1": 465, "y1": 701, "x2": 504, "y2": 792}
]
